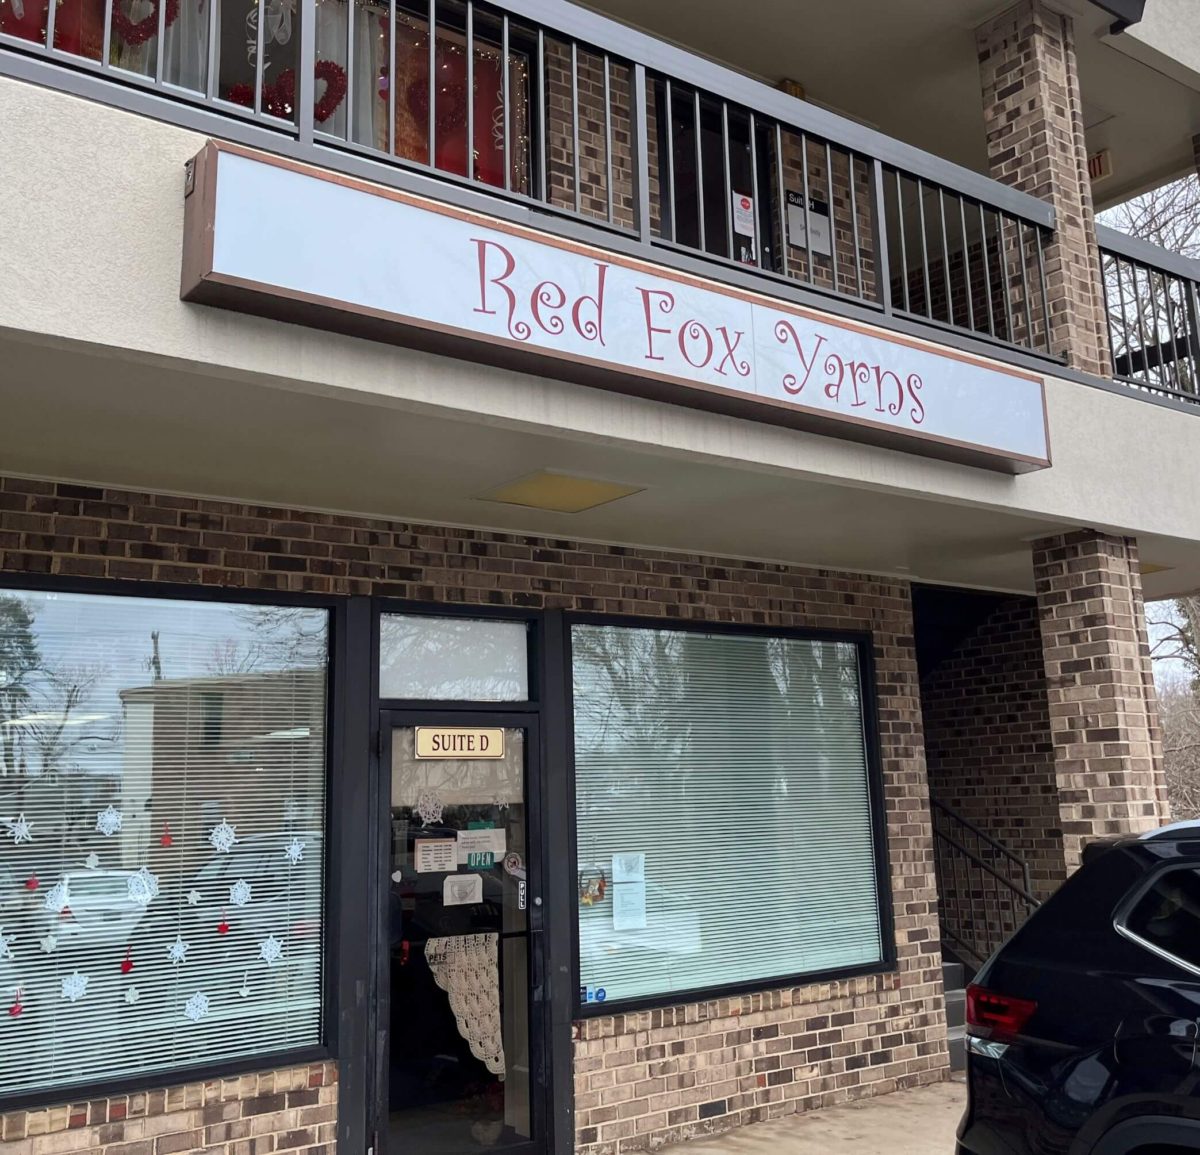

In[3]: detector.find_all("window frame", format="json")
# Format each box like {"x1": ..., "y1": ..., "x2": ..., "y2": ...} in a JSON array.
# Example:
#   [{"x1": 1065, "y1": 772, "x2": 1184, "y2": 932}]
[
  {"x1": 0, "y1": 572, "x2": 343, "y2": 1115},
  {"x1": 1114, "y1": 860, "x2": 1200, "y2": 980},
  {"x1": 563, "y1": 611, "x2": 896, "y2": 1017}
]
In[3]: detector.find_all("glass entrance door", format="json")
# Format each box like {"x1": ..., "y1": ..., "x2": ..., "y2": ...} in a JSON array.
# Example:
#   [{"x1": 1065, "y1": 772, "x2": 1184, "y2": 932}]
[{"x1": 379, "y1": 715, "x2": 543, "y2": 1155}]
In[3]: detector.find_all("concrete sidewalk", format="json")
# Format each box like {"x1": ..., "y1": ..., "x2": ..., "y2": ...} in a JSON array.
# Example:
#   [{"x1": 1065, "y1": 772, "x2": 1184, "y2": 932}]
[{"x1": 666, "y1": 1081, "x2": 966, "y2": 1154}]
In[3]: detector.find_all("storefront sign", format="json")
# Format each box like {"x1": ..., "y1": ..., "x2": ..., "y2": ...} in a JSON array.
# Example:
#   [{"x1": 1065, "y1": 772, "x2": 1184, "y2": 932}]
[
  {"x1": 182, "y1": 143, "x2": 1050, "y2": 473},
  {"x1": 415, "y1": 727, "x2": 505, "y2": 759}
]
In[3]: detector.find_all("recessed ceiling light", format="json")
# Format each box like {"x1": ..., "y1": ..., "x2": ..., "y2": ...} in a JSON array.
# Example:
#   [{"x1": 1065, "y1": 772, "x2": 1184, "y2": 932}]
[
  {"x1": 1139, "y1": 561, "x2": 1173, "y2": 576},
  {"x1": 476, "y1": 470, "x2": 644, "y2": 514}
]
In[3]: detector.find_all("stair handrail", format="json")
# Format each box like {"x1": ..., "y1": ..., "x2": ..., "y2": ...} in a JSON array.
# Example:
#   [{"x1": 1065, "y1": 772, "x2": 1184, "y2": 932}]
[{"x1": 930, "y1": 797, "x2": 1038, "y2": 906}]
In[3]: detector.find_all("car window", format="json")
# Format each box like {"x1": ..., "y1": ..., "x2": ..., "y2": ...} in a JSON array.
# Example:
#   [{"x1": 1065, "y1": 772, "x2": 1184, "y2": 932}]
[{"x1": 1124, "y1": 866, "x2": 1200, "y2": 971}]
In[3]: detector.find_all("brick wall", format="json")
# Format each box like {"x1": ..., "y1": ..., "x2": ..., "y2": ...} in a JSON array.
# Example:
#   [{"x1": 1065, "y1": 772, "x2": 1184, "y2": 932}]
[
  {"x1": 918, "y1": 596, "x2": 1067, "y2": 961},
  {"x1": 0, "y1": 1062, "x2": 336, "y2": 1155},
  {"x1": 920, "y1": 596, "x2": 1066, "y2": 901},
  {"x1": 775, "y1": 130, "x2": 876, "y2": 300},
  {"x1": 976, "y1": 1, "x2": 1110, "y2": 376},
  {"x1": 1032, "y1": 530, "x2": 1168, "y2": 868},
  {"x1": 0, "y1": 474, "x2": 949, "y2": 1152}
]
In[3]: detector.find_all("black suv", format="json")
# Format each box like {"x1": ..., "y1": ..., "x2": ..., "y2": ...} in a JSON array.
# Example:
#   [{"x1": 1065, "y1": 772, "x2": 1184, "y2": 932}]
[{"x1": 958, "y1": 821, "x2": 1200, "y2": 1155}]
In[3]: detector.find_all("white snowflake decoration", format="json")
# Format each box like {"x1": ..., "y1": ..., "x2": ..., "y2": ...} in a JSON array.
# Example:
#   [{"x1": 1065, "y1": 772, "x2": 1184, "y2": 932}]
[
  {"x1": 284, "y1": 837, "x2": 306, "y2": 865},
  {"x1": 61, "y1": 972, "x2": 89, "y2": 1003},
  {"x1": 5, "y1": 813, "x2": 32, "y2": 845},
  {"x1": 95, "y1": 805, "x2": 123, "y2": 837},
  {"x1": 127, "y1": 867, "x2": 160, "y2": 908},
  {"x1": 40, "y1": 934, "x2": 57, "y2": 954},
  {"x1": 166, "y1": 934, "x2": 190, "y2": 965},
  {"x1": 414, "y1": 792, "x2": 444, "y2": 827},
  {"x1": 124, "y1": 986, "x2": 141, "y2": 1006},
  {"x1": 258, "y1": 935, "x2": 283, "y2": 967},
  {"x1": 42, "y1": 880, "x2": 69, "y2": 914},
  {"x1": 0, "y1": 929, "x2": 14, "y2": 962},
  {"x1": 84, "y1": 853, "x2": 100, "y2": 870},
  {"x1": 208, "y1": 820, "x2": 238, "y2": 854},
  {"x1": 228, "y1": 879, "x2": 252, "y2": 908},
  {"x1": 238, "y1": 972, "x2": 250, "y2": 999},
  {"x1": 186, "y1": 889, "x2": 202, "y2": 906},
  {"x1": 183, "y1": 992, "x2": 210, "y2": 1023}
]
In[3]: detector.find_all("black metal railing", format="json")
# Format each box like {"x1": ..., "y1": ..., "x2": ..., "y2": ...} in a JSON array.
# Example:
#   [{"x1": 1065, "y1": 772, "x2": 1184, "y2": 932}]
[
  {"x1": 0, "y1": 0, "x2": 1056, "y2": 356},
  {"x1": 931, "y1": 799, "x2": 1040, "y2": 967},
  {"x1": 1099, "y1": 224, "x2": 1200, "y2": 404}
]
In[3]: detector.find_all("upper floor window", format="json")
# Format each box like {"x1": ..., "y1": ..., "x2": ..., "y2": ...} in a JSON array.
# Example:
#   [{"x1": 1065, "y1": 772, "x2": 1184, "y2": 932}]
[{"x1": 0, "y1": 589, "x2": 329, "y2": 1101}]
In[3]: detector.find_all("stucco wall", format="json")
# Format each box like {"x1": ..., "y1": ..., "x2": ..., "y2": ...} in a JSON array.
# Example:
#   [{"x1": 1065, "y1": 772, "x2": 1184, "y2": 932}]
[{"x1": 2, "y1": 75, "x2": 1200, "y2": 560}]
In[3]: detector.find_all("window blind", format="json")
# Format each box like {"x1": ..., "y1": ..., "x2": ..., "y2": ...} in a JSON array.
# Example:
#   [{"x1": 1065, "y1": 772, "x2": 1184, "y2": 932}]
[
  {"x1": 0, "y1": 590, "x2": 328, "y2": 1099},
  {"x1": 572, "y1": 625, "x2": 882, "y2": 1006}
]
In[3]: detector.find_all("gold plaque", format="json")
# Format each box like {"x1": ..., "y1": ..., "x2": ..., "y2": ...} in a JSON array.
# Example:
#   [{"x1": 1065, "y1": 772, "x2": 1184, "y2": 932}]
[{"x1": 415, "y1": 727, "x2": 506, "y2": 760}]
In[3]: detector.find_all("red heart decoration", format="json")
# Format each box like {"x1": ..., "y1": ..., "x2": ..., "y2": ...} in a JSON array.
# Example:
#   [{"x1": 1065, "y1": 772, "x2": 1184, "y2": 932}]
[
  {"x1": 225, "y1": 61, "x2": 347, "y2": 126},
  {"x1": 111, "y1": 0, "x2": 178, "y2": 47}
]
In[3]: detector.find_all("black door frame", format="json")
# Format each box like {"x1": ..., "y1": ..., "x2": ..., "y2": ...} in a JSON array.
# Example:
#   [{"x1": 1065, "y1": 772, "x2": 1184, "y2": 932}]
[{"x1": 371, "y1": 707, "x2": 552, "y2": 1155}]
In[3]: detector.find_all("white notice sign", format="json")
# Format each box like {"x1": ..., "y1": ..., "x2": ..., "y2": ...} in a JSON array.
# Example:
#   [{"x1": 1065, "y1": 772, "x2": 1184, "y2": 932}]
[
  {"x1": 612, "y1": 853, "x2": 646, "y2": 883},
  {"x1": 457, "y1": 827, "x2": 507, "y2": 865},
  {"x1": 443, "y1": 874, "x2": 484, "y2": 906},
  {"x1": 414, "y1": 838, "x2": 457, "y2": 874},
  {"x1": 613, "y1": 883, "x2": 647, "y2": 931},
  {"x1": 786, "y1": 191, "x2": 833, "y2": 257},
  {"x1": 731, "y1": 192, "x2": 756, "y2": 242}
]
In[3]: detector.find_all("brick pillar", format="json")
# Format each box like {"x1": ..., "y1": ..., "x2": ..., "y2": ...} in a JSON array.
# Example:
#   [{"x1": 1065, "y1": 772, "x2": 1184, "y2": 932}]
[
  {"x1": 977, "y1": 1, "x2": 1111, "y2": 377},
  {"x1": 1033, "y1": 531, "x2": 1168, "y2": 870}
]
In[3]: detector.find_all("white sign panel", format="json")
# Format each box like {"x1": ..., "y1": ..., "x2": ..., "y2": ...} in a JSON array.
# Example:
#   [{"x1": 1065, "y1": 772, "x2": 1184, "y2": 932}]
[
  {"x1": 186, "y1": 144, "x2": 1050, "y2": 472},
  {"x1": 414, "y1": 838, "x2": 457, "y2": 874},
  {"x1": 786, "y1": 191, "x2": 833, "y2": 257}
]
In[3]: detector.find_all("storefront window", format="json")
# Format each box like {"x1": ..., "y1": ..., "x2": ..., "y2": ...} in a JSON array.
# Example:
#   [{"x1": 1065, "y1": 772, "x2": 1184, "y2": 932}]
[
  {"x1": 0, "y1": 589, "x2": 329, "y2": 1100},
  {"x1": 380, "y1": 614, "x2": 528, "y2": 701},
  {"x1": 572, "y1": 624, "x2": 883, "y2": 1007}
]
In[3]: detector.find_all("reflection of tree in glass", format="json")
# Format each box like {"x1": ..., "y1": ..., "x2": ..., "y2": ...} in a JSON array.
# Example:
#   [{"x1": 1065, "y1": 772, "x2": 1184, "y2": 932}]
[
  {"x1": 380, "y1": 616, "x2": 525, "y2": 700},
  {"x1": 0, "y1": 595, "x2": 40, "y2": 778},
  {"x1": 11, "y1": 664, "x2": 122, "y2": 777},
  {"x1": 208, "y1": 606, "x2": 332, "y2": 674}
]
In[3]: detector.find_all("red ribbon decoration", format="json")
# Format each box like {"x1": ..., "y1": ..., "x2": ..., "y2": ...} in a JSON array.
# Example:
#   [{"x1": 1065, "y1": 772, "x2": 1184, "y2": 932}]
[{"x1": 227, "y1": 60, "x2": 347, "y2": 125}]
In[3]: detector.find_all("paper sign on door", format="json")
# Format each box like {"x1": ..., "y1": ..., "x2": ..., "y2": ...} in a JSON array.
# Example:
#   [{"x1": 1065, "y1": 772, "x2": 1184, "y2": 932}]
[{"x1": 414, "y1": 839, "x2": 457, "y2": 873}]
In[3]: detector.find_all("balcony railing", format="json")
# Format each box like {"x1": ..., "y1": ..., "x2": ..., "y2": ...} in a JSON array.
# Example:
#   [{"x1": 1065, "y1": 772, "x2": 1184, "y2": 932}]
[
  {"x1": 1099, "y1": 224, "x2": 1200, "y2": 405},
  {"x1": 2, "y1": 0, "x2": 1058, "y2": 359}
]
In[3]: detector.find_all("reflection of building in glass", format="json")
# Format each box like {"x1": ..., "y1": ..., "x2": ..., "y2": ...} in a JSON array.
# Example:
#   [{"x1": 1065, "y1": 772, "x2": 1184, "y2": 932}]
[{"x1": 118, "y1": 670, "x2": 326, "y2": 869}]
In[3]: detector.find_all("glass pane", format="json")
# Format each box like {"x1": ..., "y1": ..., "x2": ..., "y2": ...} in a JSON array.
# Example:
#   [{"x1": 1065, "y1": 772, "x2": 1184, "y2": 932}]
[
  {"x1": 0, "y1": 590, "x2": 329, "y2": 1099},
  {"x1": 380, "y1": 615, "x2": 528, "y2": 701},
  {"x1": 572, "y1": 625, "x2": 881, "y2": 1006},
  {"x1": 216, "y1": 0, "x2": 300, "y2": 120},
  {"x1": 388, "y1": 727, "x2": 532, "y2": 1149},
  {"x1": 1126, "y1": 868, "x2": 1200, "y2": 970}
]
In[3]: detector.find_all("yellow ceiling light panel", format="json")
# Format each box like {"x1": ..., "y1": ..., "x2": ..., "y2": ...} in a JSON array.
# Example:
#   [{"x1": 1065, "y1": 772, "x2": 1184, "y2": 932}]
[{"x1": 477, "y1": 470, "x2": 645, "y2": 514}]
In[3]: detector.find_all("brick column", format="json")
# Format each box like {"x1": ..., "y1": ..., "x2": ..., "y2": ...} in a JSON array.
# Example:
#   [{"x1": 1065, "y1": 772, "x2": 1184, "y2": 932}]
[
  {"x1": 1033, "y1": 531, "x2": 1168, "y2": 870},
  {"x1": 977, "y1": 1, "x2": 1111, "y2": 377}
]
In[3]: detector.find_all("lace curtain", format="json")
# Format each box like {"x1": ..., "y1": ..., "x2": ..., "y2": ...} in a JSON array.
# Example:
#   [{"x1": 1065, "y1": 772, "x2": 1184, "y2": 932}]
[{"x1": 425, "y1": 932, "x2": 505, "y2": 1079}]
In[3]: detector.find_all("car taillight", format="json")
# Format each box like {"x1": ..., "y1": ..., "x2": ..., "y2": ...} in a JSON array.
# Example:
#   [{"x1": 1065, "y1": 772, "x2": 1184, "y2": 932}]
[{"x1": 966, "y1": 984, "x2": 1037, "y2": 1043}]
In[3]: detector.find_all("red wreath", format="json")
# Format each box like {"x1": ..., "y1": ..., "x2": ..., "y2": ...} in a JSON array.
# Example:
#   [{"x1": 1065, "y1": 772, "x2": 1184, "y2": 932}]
[
  {"x1": 110, "y1": 0, "x2": 179, "y2": 47},
  {"x1": 227, "y1": 60, "x2": 347, "y2": 124}
]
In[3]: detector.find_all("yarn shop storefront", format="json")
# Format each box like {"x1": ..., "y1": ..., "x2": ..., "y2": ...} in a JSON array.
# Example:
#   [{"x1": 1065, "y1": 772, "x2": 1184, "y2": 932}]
[{"x1": 0, "y1": 138, "x2": 1059, "y2": 1155}]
